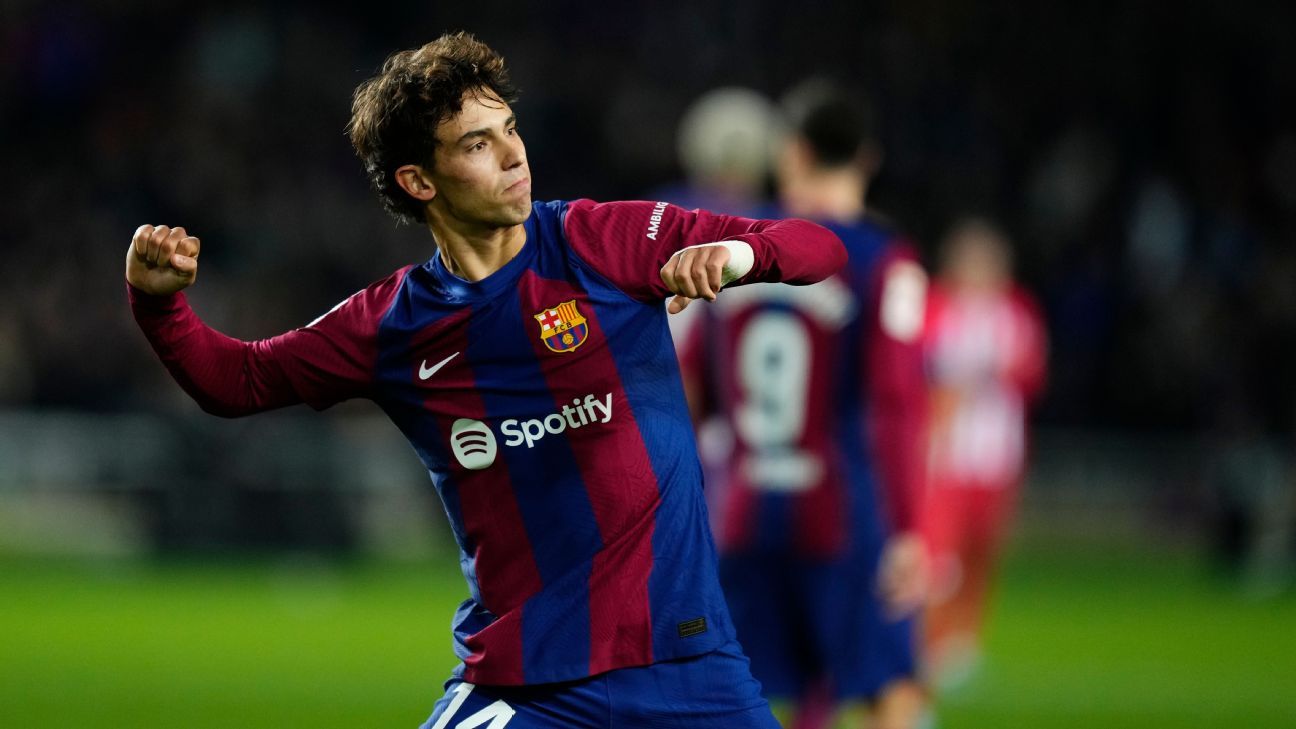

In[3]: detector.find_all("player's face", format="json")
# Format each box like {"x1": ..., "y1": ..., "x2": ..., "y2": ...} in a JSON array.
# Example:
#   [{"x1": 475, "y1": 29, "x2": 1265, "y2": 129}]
[
  {"x1": 428, "y1": 90, "x2": 531, "y2": 228},
  {"x1": 944, "y1": 229, "x2": 1010, "y2": 293}
]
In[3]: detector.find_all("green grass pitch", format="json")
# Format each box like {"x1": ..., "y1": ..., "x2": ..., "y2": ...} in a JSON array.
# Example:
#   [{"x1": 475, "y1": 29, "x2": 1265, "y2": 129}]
[{"x1": 1, "y1": 545, "x2": 1292, "y2": 728}]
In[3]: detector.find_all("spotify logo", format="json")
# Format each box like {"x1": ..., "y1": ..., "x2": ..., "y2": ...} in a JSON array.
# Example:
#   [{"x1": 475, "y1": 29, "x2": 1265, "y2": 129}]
[{"x1": 450, "y1": 419, "x2": 498, "y2": 470}]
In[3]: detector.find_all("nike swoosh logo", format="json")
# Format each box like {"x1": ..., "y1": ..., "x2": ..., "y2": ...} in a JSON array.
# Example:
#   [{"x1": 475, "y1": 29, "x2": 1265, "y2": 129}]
[{"x1": 418, "y1": 352, "x2": 459, "y2": 381}]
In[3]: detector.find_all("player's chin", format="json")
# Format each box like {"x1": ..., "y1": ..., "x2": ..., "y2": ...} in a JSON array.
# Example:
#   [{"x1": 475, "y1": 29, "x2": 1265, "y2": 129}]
[{"x1": 498, "y1": 197, "x2": 532, "y2": 225}]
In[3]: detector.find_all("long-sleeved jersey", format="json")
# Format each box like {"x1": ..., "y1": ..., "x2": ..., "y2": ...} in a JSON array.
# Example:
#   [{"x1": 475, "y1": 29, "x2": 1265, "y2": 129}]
[
  {"x1": 677, "y1": 215, "x2": 929, "y2": 558},
  {"x1": 129, "y1": 199, "x2": 845, "y2": 686}
]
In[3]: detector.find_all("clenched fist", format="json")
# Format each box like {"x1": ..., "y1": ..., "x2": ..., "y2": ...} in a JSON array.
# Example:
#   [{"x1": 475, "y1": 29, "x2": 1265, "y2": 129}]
[
  {"x1": 126, "y1": 224, "x2": 201, "y2": 296},
  {"x1": 659, "y1": 240, "x2": 754, "y2": 314}
]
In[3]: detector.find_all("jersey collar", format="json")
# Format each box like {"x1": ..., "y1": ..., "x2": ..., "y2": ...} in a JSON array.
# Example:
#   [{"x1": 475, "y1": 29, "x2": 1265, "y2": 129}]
[{"x1": 425, "y1": 212, "x2": 538, "y2": 302}]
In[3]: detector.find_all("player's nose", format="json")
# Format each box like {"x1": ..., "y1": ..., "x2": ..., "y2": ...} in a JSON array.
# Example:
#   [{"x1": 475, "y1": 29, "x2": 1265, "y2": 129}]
[{"x1": 501, "y1": 136, "x2": 526, "y2": 170}]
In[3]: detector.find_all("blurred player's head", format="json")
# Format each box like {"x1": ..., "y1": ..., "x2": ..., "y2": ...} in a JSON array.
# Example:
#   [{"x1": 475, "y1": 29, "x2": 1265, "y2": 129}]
[
  {"x1": 348, "y1": 32, "x2": 529, "y2": 229},
  {"x1": 775, "y1": 81, "x2": 881, "y2": 221},
  {"x1": 676, "y1": 87, "x2": 781, "y2": 203},
  {"x1": 939, "y1": 217, "x2": 1014, "y2": 294}
]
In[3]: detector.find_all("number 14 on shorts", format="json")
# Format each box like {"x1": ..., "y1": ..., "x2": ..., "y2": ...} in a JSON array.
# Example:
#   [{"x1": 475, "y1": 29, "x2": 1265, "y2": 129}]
[{"x1": 430, "y1": 683, "x2": 515, "y2": 729}]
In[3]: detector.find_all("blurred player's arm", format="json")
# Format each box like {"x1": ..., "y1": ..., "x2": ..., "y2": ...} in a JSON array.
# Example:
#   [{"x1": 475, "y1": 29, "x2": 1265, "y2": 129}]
[
  {"x1": 867, "y1": 248, "x2": 932, "y2": 616},
  {"x1": 563, "y1": 200, "x2": 846, "y2": 313},
  {"x1": 1005, "y1": 287, "x2": 1049, "y2": 402},
  {"x1": 125, "y1": 224, "x2": 397, "y2": 416}
]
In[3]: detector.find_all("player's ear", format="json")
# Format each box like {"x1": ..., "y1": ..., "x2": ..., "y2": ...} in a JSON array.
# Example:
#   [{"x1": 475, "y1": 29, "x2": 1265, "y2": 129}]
[{"x1": 395, "y1": 164, "x2": 437, "y2": 203}]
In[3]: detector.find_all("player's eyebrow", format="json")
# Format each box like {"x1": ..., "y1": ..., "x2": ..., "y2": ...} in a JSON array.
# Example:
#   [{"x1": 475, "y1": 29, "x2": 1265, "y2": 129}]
[{"x1": 456, "y1": 114, "x2": 517, "y2": 144}]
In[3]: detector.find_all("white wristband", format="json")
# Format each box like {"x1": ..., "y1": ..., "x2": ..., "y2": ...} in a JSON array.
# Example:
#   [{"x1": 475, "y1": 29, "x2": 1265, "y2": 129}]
[{"x1": 679, "y1": 240, "x2": 755, "y2": 286}]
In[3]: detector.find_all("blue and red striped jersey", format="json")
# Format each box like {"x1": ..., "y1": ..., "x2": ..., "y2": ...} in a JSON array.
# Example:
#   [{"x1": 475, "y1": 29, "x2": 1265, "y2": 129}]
[
  {"x1": 129, "y1": 199, "x2": 845, "y2": 685},
  {"x1": 677, "y1": 215, "x2": 929, "y2": 559}
]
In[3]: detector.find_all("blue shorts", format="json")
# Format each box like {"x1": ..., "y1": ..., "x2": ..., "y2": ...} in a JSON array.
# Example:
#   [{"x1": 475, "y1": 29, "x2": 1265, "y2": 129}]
[
  {"x1": 719, "y1": 548, "x2": 917, "y2": 702},
  {"x1": 418, "y1": 640, "x2": 779, "y2": 729}
]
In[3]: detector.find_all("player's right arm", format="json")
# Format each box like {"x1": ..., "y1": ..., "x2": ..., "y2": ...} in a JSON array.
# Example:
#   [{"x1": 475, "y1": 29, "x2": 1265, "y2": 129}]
[
  {"x1": 126, "y1": 225, "x2": 401, "y2": 416},
  {"x1": 127, "y1": 224, "x2": 202, "y2": 297}
]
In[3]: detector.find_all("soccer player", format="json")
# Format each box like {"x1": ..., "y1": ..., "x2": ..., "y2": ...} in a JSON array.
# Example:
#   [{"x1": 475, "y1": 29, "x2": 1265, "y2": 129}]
[
  {"x1": 653, "y1": 86, "x2": 780, "y2": 216},
  {"x1": 921, "y1": 217, "x2": 1047, "y2": 690},
  {"x1": 676, "y1": 87, "x2": 930, "y2": 729},
  {"x1": 124, "y1": 33, "x2": 846, "y2": 729}
]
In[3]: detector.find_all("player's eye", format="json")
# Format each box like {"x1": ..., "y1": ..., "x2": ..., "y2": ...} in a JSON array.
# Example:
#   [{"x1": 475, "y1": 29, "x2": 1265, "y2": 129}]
[{"x1": 468, "y1": 141, "x2": 487, "y2": 152}]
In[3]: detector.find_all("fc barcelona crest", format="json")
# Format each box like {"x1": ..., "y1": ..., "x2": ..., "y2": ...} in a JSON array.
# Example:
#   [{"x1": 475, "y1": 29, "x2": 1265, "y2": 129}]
[{"x1": 534, "y1": 300, "x2": 590, "y2": 353}]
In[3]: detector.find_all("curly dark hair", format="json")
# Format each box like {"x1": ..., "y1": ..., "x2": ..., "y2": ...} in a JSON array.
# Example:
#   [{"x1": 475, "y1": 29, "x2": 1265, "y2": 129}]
[{"x1": 347, "y1": 32, "x2": 519, "y2": 225}]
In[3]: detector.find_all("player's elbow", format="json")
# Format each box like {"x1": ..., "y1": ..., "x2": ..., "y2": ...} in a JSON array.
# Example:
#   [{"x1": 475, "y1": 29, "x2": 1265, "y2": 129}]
[
  {"x1": 825, "y1": 228, "x2": 848, "y2": 273},
  {"x1": 187, "y1": 390, "x2": 266, "y2": 419},
  {"x1": 196, "y1": 399, "x2": 256, "y2": 419},
  {"x1": 792, "y1": 220, "x2": 848, "y2": 284}
]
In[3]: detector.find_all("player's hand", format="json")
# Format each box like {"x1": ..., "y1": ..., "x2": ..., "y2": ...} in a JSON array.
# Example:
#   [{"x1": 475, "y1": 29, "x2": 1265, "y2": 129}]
[
  {"x1": 660, "y1": 241, "x2": 754, "y2": 314},
  {"x1": 877, "y1": 532, "x2": 928, "y2": 619},
  {"x1": 126, "y1": 224, "x2": 201, "y2": 296},
  {"x1": 661, "y1": 243, "x2": 729, "y2": 314}
]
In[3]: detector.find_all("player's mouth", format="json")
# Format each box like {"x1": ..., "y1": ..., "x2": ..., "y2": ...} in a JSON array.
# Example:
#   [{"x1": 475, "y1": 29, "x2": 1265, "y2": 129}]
[{"x1": 504, "y1": 176, "x2": 531, "y2": 195}]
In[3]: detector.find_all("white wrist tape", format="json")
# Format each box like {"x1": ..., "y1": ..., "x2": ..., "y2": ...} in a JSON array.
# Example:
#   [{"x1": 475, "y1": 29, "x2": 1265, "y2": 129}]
[{"x1": 680, "y1": 240, "x2": 755, "y2": 286}]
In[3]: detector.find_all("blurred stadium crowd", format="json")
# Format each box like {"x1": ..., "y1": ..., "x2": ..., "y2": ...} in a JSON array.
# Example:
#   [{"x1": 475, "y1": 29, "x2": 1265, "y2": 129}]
[{"x1": 4, "y1": 1, "x2": 1295, "y2": 442}]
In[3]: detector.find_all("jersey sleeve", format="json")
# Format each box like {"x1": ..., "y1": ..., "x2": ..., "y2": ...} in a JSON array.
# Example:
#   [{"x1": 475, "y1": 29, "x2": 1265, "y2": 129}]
[
  {"x1": 865, "y1": 244, "x2": 930, "y2": 533},
  {"x1": 1005, "y1": 287, "x2": 1049, "y2": 401},
  {"x1": 562, "y1": 199, "x2": 846, "y2": 301},
  {"x1": 128, "y1": 268, "x2": 408, "y2": 416}
]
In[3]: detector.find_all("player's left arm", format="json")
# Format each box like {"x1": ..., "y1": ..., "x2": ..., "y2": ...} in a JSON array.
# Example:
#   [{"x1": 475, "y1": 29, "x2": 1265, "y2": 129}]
[
  {"x1": 1005, "y1": 287, "x2": 1049, "y2": 401},
  {"x1": 866, "y1": 245, "x2": 932, "y2": 616},
  {"x1": 563, "y1": 199, "x2": 846, "y2": 313}
]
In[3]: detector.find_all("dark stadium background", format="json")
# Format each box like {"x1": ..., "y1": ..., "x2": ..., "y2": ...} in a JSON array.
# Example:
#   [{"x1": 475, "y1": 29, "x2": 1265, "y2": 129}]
[{"x1": 2, "y1": 2, "x2": 1294, "y2": 727}]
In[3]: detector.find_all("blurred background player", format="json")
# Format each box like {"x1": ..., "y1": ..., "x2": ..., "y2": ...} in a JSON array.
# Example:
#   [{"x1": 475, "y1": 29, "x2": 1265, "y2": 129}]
[
  {"x1": 652, "y1": 86, "x2": 781, "y2": 216},
  {"x1": 921, "y1": 217, "x2": 1048, "y2": 691},
  {"x1": 677, "y1": 83, "x2": 931, "y2": 729}
]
